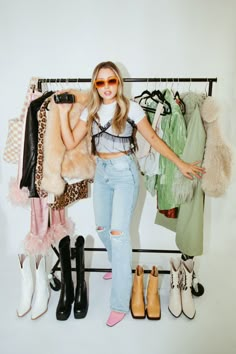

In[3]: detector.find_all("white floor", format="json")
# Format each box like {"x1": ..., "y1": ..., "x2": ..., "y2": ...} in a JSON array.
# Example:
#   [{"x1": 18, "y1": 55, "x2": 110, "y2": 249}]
[{"x1": 1, "y1": 246, "x2": 236, "y2": 354}]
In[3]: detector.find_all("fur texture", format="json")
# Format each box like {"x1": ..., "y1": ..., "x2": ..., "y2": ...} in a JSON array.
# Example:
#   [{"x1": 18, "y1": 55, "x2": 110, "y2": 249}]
[
  {"x1": 24, "y1": 217, "x2": 74, "y2": 255},
  {"x1": 41, "y1": 90, "x2": 96, "y2": 196},
  {"x1": 200, "y1": 97, "x2": 233, "y2": 197},
  {"x1": 8, "y1": 177, "x2": 30, "y2": 207}
]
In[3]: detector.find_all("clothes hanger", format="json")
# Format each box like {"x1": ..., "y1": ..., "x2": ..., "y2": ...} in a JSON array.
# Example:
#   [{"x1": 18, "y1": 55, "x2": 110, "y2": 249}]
[
  {"x1": 139, "y1": 92, "x2": 159, "y2": 105},
  {"x1": 174, "y1": 91, "x2": 186, "y2": 115},
  {"x1": 150, "y1": 89, "x2": 172, "y2": 115},
  {"x1": 140, "y1": 92, "x2": 171, "y2": 116},
  {"x1": 134, "y1": 89, "x2": 152, "y2": 100}
]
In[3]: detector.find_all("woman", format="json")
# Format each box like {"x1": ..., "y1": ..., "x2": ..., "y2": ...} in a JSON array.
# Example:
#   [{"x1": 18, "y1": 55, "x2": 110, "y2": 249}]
[{"x1": 58, "y1": 61, "x2": 205, "y2": 327}]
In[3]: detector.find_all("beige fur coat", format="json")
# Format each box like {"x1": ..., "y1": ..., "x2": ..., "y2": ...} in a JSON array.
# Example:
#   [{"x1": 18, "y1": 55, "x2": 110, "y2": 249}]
[
  {"x1": 200, "y1": 97, "x2": 233, "y2": 197},
  {"x1": 40, "y1": 90, "x2": 96, "y2": 196}
]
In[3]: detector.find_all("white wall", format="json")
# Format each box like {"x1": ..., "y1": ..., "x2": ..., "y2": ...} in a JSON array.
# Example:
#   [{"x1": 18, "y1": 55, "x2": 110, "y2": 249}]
[{"x1": 0, "y1": 0, "x2": 235, "y2": 268}]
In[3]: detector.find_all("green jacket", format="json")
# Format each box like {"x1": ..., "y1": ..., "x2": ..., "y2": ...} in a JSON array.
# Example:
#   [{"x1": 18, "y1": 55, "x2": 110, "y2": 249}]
[
  {"x1": 156, "y1": 92, "x2": 206, "y2": 256},
  {"x1": 157, "y1": 89, "x2": 187, "y2": 210}
]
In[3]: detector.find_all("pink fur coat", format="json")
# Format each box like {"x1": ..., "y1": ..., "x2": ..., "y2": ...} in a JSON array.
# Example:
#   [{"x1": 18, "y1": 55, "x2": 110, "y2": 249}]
[{"x1": 41, "y1": 90, "x2": 95, "y2": 196}]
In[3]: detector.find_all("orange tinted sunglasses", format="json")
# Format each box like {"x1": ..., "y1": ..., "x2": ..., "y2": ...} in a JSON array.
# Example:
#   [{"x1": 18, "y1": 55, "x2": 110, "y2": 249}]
[{"x1": 94, "y1": 77, "x2": 118, "y2": 89}]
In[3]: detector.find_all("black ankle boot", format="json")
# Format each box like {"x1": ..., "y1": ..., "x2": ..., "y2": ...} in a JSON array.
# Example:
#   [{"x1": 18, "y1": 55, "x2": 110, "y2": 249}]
[
  {"x1": 56, "y1": 236, "x2": 74, "y2": 321},
  {"x1": 74, "y1": 235, "x2": 88, "y2": 319}
]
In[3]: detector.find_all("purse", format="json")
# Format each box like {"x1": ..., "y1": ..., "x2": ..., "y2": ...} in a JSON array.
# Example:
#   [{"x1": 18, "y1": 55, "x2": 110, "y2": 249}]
[
  {"x1": 137, "y1": 102, "x2": 164, "y2": 176},
  {"x1": 3, "y1": 117, "x2": 24, "y2": 164},
  {"x1": 3, "y1": 77, "x2": 39, "y2": 164}
]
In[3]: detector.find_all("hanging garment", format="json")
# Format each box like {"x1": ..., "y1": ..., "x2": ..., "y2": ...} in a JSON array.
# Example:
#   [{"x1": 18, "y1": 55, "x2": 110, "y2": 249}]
[
  {"x1": 172, "y1": 92, "x2": 206, "y2": 204},
  {"x1": 24, "y1": 198, "x2": 74, "y2": 255},
  {"x1": 41, "y1": 90, "x2": 95, "y2": 197},
  {"x1": 3, "y1": 77, "x2": 41, "y2": 165},
  {"x1": 7, "y1": 79, "x2": 42, "y2": 207},
  {"x1": 137, "y1": 102, "x2": 164, "y2": 178},
  {"x1": 156, "y1": 92, "x2": 206, "y2": 255},
  {"x1": 35, "y1": 98, "x2": 89, "y2": 210},
  {"x1": 137, "y1": 100, "x2": 163, "y2": 195},
  {"x1": 175, "y1": 92, "x2": 206, "y2": 256},
  {"x1": 156, "y1": 89, "x2": 187, "y2": 210},
  {"x1": 200, "y1": 96, "x2": 233, "y2": 197},
  {"x1": 20, "y1": 91, "x2": 54, "y2": 197}
]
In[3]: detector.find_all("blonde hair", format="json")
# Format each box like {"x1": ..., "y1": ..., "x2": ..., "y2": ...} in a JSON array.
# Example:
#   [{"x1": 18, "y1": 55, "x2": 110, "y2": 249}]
[{"x1": 87, "y1": 61, "x2": 130, "y2": 134}]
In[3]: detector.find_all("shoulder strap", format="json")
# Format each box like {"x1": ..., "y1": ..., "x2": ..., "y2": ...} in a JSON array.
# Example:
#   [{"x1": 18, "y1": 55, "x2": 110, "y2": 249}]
[{"x1": 93, "y1": 115, "x2": 112, "y2": 132}]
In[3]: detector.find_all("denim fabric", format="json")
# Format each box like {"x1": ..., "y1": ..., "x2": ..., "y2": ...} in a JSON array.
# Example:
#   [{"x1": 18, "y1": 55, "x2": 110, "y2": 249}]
[{"x1": 93, "y1": 154, "x2": 139, "y2": 312}]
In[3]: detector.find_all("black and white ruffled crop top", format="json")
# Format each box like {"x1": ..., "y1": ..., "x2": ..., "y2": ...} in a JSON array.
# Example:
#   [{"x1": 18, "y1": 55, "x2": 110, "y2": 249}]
[{"x1": 80, "y1": 100, "x2": 145, "y2": 154}]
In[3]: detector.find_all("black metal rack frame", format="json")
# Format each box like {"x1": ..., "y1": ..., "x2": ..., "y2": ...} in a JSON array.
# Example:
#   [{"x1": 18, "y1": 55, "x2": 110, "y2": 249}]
[
  {"x1": 40, "y1": 76, "x2": 217, "y2": 275},
  {"x1": 37, "y1": 77, "x2": 217, "y2": 96}
]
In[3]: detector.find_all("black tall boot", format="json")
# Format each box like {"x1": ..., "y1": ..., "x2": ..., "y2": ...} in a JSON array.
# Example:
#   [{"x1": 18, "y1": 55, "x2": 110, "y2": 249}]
[
  {"x1": 56, "y1": 236, "x2": 74, "y2": 320},
  {"x1": 74, "y1": 235, "x2": 88, "y2": 319}
]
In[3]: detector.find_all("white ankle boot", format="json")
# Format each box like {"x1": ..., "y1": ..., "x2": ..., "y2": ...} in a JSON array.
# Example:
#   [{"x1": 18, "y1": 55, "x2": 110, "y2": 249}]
[
  {"x1": 181, "y1": 259, "x2": 196, "y2": 319},
  {"x1": 31, "y1": 256, "x2": 50, "y2": 320},
  {"x1": 17, "y1": 254, "x2": 34, "y2": 317},
  {"x1": 168, "y1": 257, "x2": 182, "y2": 318}
]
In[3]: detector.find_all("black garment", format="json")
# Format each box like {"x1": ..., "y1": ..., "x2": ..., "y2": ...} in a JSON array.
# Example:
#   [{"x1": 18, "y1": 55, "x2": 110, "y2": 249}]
[{"x1": 20, "y1": 91, "x2": 54, "y2": 197}]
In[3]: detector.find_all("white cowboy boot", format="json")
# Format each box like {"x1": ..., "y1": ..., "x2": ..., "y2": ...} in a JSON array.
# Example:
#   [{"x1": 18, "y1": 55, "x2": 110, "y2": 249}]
[
  {"x1": 17, "y1": 254, "x2": 34, "y2": 317},
  {"x1": 168, "y1": 257, "x2": 182, "y2": 318},
  {"x1": 181, "y1": 259, "x2": 196, "y2": 319},
  {"x1": 31, "y1": 256, "x2": 50, "y2": 320}
]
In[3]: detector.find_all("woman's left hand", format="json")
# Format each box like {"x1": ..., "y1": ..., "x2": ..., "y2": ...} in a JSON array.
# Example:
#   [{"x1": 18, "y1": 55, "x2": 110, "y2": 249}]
[{"x1": 178, "y1": 160, "x2": 206, "y2": 180}]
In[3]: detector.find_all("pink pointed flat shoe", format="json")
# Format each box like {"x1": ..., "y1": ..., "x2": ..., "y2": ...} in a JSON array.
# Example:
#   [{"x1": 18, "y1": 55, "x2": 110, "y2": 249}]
[
  {"x1": 106, "y1": 311, "x2": 126, "y2": 327},
  {"x1": 103, "y1": 272, "x2": 112, "y2": 280}
]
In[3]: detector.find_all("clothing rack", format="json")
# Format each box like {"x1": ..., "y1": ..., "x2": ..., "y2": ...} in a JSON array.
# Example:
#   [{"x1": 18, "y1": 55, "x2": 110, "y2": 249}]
[
  {"x1": 37, "y1": 77, "x2": 217, "y2": 96},
  {"x1": 41, "y1": 76, "x2": 217, "y2": 283}
]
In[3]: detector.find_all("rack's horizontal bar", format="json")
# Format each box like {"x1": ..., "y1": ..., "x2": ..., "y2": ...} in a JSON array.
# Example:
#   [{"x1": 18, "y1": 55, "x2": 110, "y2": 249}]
[
  {"x1": 83, "y1": 247, "x2": 181, "y2": 253},
  {"x1": 52, "y1": 267, "x2": 170, "y2": 275},
  {"x1": 37, "y1": 77, "x2": 217, "y2": 91},
  {"x1": 124, "y1": 78, "x2": 217, "y2": 82},
  {"x1": 38, "y1": 77, "x2": 217, "y2": 83}
]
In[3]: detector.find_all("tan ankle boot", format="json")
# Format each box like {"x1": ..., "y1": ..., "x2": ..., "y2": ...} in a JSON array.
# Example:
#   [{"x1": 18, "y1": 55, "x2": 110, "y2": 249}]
[
  {"x1": 146, "y1": 266, "x2": 161, "y2": 320},
  {"x1": 130, "y1": 265, "x2": 145, "y2": 319}
]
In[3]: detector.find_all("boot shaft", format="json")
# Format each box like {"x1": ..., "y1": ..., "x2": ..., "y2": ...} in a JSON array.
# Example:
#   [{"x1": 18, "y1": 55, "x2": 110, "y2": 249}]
[
  {"x1": 130, "y1": 265, "x2": 145, "y2": 319},
  {"x1": 147, "y1": 266, "x2": 158, "y2": 298},
  {"x1": 74, "y1": 236, "x2": 88, "y2": 319},
  {"x1": 18, "y1": 254, "x2": 34, "y2": 284},
  {"x1": 17, "y1": 254, "x2": 34, "y2": 317},
  {"x1": 168, "y1": 257, "x2": 182, "y2": 318},
  {"x1": 58, "y1": 235, "x2": 72, "y2": 283},
  {"x1": 170, "y1": 257, "x2": 182, "y2": 289},
  {"x1": 132, "y1": 265, "x2": 144, "y2": 292},
  {"x1": 181, "y1": 259, "x2": 194, "y2": 290},
  {"x1": 34, "y1": 255, "x2": 49, "y2": 292},
  {"x1": 181, "y1": 259, "x2": 195, "y2": 319},
  {"x1": 75, "y1": 235, "x2": 85, "y2": 283},
  {"x1": 146, "y1": 266, "x2": 161, "y2": 320},
  {"x1": 31, "y1": 255, "x2": 50, "y2": 320},
  {"x1": 56, "y1": 236, "x2": 74, "y2": 320}
]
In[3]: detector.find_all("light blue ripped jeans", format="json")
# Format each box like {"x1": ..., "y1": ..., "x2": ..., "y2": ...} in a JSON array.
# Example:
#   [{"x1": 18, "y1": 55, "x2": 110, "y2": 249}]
[{"x1": 93, "y1": 154, "x2": 139, "y2": 313}]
